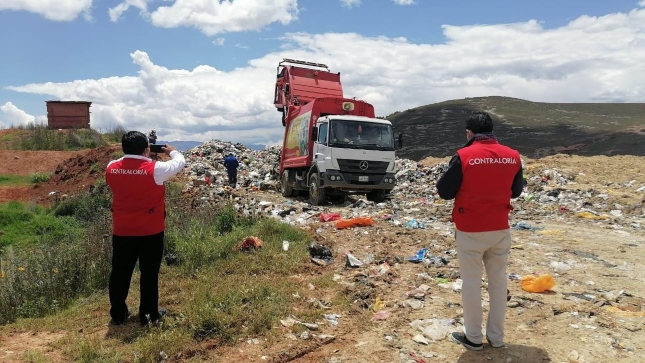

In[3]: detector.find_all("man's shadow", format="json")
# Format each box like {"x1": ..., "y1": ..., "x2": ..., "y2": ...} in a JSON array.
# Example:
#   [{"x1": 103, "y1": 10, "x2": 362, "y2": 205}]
[
  {"x1": 105, "y1": 316, "x2": 146, "y2": 343},
  {"x1": 457, "y1": 344, "x2": 550, "y2": 363}
]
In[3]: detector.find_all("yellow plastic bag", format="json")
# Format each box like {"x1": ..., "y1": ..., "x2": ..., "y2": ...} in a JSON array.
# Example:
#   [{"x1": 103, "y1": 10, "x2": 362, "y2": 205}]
[
  {"x1": 370, "y1": 297, "x2": 386, "y2": 312},
  {"x1": 521, "y1": 274, "x2": 555, "y2": 293}
]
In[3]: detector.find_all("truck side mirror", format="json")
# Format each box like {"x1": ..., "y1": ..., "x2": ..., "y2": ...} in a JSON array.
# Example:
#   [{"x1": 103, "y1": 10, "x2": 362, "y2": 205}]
[
  {"x1": 397, "y1": 133, "x2": 403, "y2": 149},
  {"x1": 311, "y1": 126, "x2": 318, "y2": 142}
]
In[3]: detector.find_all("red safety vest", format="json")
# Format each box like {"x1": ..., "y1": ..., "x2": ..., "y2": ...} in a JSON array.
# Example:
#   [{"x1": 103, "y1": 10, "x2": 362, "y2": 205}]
[
  {"x1": 106, "y1": 157, "x2": 165, "y2": 236},
  {"x1": 453, "y1": 139, "x2": 521, "y2": 232}
]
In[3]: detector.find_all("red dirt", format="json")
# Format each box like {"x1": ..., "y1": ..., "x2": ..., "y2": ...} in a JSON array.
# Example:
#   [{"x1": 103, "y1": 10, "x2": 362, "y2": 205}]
[{"x1": 0, "y1": 146, "x2": 121, "y2": 205}]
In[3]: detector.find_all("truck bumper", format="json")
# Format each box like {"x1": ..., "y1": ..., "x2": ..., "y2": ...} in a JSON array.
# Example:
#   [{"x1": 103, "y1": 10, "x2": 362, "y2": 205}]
[{"x1": 321, "y1": 170, "x2": 396, "y2": 190}]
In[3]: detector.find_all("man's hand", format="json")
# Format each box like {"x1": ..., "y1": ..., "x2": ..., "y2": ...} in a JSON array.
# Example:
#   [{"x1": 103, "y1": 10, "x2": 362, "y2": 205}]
[{"x1": 161, "y1": 145, "x2": 177, "y2": 155}]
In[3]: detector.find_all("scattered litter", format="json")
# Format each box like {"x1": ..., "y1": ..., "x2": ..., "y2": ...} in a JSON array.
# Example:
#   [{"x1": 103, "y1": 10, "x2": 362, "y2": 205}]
[
  {"x1": 320, "y1": 212, "x2": 341, "y2": 222},
  {"x1": 373, "y1": 310, "x2": 391, "y2": 320},
  {"x1": 233, "y1": 236, "x2": 264, "y2": 251},
  {"x1": 438, "y1": 279, "x2": 463, "y2": 292},
  {"x1": 521, "y1": 274, "x2": 556, "y2": 293},
  {"x1": 406, "y1": 219, "x2": 425, "y2": 229},
  {"x1": 406, "y1": 248, "x2": 428, "y2": 263},
  {"x1": 345, "y1": 253, "x2": 363, "y2": 267},
  {"x1": 335, "y1": 217, "x2": 375, "y2": 229},
  {"x1": 409, "y1": 319, "x2": 456, "y2": 341},
  {"x1": 512, "y1": 221, "x2": 543, "y2": 231},
  {"x1": 371, "y1": 297, "x2": 387, "y2": 312},
  {"x1": 413, "y1": 334, "x2": 430, "y2": 345},
  {"x1": 403, "y1": 299, "x2": 425, "y2": 309},
  {"x1": 323, "y1": 314, "x2": 341, "y2": 326}
]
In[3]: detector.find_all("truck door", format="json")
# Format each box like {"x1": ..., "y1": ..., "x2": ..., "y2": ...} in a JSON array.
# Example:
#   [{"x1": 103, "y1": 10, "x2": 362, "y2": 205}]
[{"x1": 314, "y1": 122, "x2": 329, "y2": 171}]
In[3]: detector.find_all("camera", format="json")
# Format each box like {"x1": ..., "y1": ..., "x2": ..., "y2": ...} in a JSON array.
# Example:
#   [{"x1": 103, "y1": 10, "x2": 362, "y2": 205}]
[{"x1": 150, "y1": 144, "x2": 164, "y2": 153}]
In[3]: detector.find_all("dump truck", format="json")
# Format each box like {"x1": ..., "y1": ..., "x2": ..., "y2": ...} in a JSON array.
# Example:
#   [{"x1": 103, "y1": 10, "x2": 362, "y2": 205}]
[{"x1": 274, "y1": 58, "x2": 402, "y2": 205}]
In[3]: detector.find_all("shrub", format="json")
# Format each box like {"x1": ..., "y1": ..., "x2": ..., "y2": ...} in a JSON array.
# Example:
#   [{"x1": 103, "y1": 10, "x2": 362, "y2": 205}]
[
  {"x1": 104, "y1": 125, "x2": 128, "y2": 143},
  {"x1": 30, "y1": 173, "x2": 51, "y2": 184},
  {"x1": 0, "y1": 214, "x2": 112, "y2": 324},
  {"x1": 52, "y1": 178, "x2": 112, "y2": 223},
  {"x1": 9, "y1": 124, "x2": 107, "y2": 151}
]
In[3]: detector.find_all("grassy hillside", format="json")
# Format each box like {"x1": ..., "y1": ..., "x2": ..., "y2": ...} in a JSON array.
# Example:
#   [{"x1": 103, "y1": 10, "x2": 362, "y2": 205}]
[
  {"x1": 388, "y1": 96, "x2": 645, "y2": 160},
  {"x1": 0, "y1": 124, "x2": 126, "y2": 151}
]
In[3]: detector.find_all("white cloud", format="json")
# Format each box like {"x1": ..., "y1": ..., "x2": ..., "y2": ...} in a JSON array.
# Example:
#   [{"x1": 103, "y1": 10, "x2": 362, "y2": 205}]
[
  {"x1": 0, "y1": 102, "x2": 37, "y2": 127},
  {"x1": 108, "y1": 0, "x2": 149, "y2": 22},
  {"x1": 147, "y1": 0, "x2": 299, "y2": 36},
  {"x1": 212, "y1": 37, "x2": 225, "y2": 46},
  {"x1": 392, "y1": 0, "x2": 415, "y2": 5},
  {"x1": 0, "y1": 0, "x2": 93, "y2": 21},
  {"x1": 341, "y1": 0, "x2": 361, "y2": 8},
  {"x1": 5, "y1": 7, "x2": 645, "y2": 145}
]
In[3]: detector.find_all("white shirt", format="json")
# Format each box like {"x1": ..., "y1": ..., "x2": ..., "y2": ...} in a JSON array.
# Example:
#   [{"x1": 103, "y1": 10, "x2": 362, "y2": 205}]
[{"x1": 107, "y1": 150, "x2": 186, "y2": 185}]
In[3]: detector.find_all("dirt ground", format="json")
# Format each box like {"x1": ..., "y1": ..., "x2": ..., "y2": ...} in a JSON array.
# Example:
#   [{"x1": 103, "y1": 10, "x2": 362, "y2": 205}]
[
  {"x1": 1, "y1": 150, "x2": 644, "y2": 363},
  {"x1": 0, "y1": 146, "x2": 120, "y2": 205}
]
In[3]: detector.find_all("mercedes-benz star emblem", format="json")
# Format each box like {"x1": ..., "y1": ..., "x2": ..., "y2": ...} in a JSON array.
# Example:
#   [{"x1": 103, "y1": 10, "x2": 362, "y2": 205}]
[{"x1": 359, "y1": 161, "x2": 369, "y2": 170}]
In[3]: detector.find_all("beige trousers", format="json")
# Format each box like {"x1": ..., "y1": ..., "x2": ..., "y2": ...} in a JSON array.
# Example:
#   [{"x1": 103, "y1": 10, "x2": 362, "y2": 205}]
[{"x1": 455, "y1": 228, "x2": 511, "y2": 345}]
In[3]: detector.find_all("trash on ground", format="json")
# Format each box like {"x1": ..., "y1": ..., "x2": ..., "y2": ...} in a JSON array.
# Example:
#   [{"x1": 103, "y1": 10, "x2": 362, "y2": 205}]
[
  {"x1": 335, "y1": 217, "x2": 375, "y2": 229},
  {"x1": 233, "y1": 236, "x2": 264, "y2": 251},
  {"x1": 320, "y1": 212, "x2": 342, "y2": 222},
  {"x1": 406, "y1": 248, "x2": 428, "y2": 263},
  {"x1": 373, "y1": 310, "x2": 391, "y2": 320},
  {"x1": 345, "y1": 253, "x2": 364, "y2": 267},
  {"x1": 521, "y1": 274, "x2": 556, "y2": 293}
]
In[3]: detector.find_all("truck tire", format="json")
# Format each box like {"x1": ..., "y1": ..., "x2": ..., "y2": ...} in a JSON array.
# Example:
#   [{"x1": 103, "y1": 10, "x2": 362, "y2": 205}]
[
  {"x1": 308, "y1": 174, "x2": 326, "y2": 205},
  {"x1": 366, "y1": 189, "x2": 387, "y2": 203},
  {"x1": 281, "y1": 170, "x2": 294, "y2": 197}
]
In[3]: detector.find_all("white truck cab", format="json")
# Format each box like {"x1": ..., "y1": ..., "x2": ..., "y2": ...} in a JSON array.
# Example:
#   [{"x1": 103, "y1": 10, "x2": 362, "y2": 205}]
[{"x1": 308, "y1": 115, "x2": 398, "y2": 204}]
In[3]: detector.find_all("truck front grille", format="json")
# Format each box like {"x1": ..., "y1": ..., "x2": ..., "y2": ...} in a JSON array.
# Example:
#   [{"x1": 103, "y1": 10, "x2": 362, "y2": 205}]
[{"x1": 336, "y1": 159, "x2": 389, "y2": 174}]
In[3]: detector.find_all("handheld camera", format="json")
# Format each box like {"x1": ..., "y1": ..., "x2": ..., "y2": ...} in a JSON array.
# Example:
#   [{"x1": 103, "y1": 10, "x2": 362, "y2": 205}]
[{"x1": 150, "y1": 144, "x2": 164, "y2": 153}]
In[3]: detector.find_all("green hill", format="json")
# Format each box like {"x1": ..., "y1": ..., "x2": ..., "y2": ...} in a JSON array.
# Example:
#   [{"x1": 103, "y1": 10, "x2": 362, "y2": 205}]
[{"x1": 388, "y1": 96, "x2": 645, "y2": 161}]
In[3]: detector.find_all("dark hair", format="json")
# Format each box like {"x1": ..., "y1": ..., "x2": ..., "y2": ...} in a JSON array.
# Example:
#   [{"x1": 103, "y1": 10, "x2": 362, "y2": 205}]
[
  {"x1": 122, "y1": 131, "x2": 149, "y2": 155},
  {"x1": 465, "y1": 112, "x2": 494, "y2": 134}
]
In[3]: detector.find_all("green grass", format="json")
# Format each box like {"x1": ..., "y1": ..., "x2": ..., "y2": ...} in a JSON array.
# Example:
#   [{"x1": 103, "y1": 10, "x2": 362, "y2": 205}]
[
  {"x1": 0, "y1": 201, "x2": 82, "y2": 248},
  {"x1": 0, "y1": 175, "x2": 32, "y2": 186},
  {"x1": 0, "y1": 187, "x2": 336, "y2": 362},
  {"x1": 0, "y1": 173, "x2": 53, "y2": 186}
]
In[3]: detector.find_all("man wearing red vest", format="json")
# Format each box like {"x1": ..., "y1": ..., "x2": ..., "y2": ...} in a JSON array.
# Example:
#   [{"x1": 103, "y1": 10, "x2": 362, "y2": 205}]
[
  {"x1": 105, "y1": 131, "x2": 186, "y2": 326},
  {"x1": 436, "y1": 112, "x2": 524, "y2": 350}
]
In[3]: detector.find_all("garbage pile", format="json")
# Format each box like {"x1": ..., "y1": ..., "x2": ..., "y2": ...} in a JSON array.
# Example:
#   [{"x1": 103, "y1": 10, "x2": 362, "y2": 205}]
[
  {"x1": 179, "y1": 140, "x2": 645, "y2": 230},
  {"x1": 182, "y1": 139, "x2": 281, "y2": 192}
]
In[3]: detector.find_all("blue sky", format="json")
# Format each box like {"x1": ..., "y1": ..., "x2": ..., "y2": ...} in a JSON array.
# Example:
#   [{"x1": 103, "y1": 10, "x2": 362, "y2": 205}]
[{"x1": 1, "y1": 0, "x2": 644, "y2": 144}]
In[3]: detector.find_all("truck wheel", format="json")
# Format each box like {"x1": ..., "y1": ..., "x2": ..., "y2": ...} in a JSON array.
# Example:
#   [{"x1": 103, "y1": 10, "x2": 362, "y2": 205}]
[
  {"x1": 309, "y1": 174, "x2": 326, "y2": 205},
  {"x1": 281, "y1": 170, "x2": 294, "y2": 197},
  {"x1": 366, "y1": 189, "x2": 387, "y2": 203}
]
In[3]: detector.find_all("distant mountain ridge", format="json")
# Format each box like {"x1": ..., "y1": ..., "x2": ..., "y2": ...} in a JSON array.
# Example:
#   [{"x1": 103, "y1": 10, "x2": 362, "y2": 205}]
[{"x1": 387, "y1": 96, "x2": 645, "y2": 161}]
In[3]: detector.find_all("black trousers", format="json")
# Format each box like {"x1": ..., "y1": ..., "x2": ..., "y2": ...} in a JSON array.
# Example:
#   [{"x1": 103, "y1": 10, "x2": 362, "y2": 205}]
[
  {"x1": 227, "y1": 170, "x2": 237, "y2": 187},
  {"x1": 109, "y1": 232, "x2": 164, "y2": 325}
]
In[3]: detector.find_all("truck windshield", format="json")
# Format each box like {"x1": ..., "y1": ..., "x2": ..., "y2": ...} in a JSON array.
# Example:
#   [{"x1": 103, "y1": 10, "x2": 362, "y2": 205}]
[{"x1": 328, "y1": 120, "x2": 394, "y2": 150}]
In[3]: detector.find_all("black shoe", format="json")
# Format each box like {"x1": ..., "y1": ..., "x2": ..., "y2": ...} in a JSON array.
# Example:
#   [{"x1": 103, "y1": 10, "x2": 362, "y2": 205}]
[
  {"x1": 486, "y1": 335, "x2": 505, "y2": 348},
  {"x1": 450, "y1": 332, "x2": 483, "y2": 351},
  {"x1": 108, "y1": 309, "x2": 131, "y2": 326},
  {"x1": 507, "y1": 289, "x2": 511, "y2": 302},
  {"x1": 141, "y1": 307, "x2": 168, "y2": 325}
]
